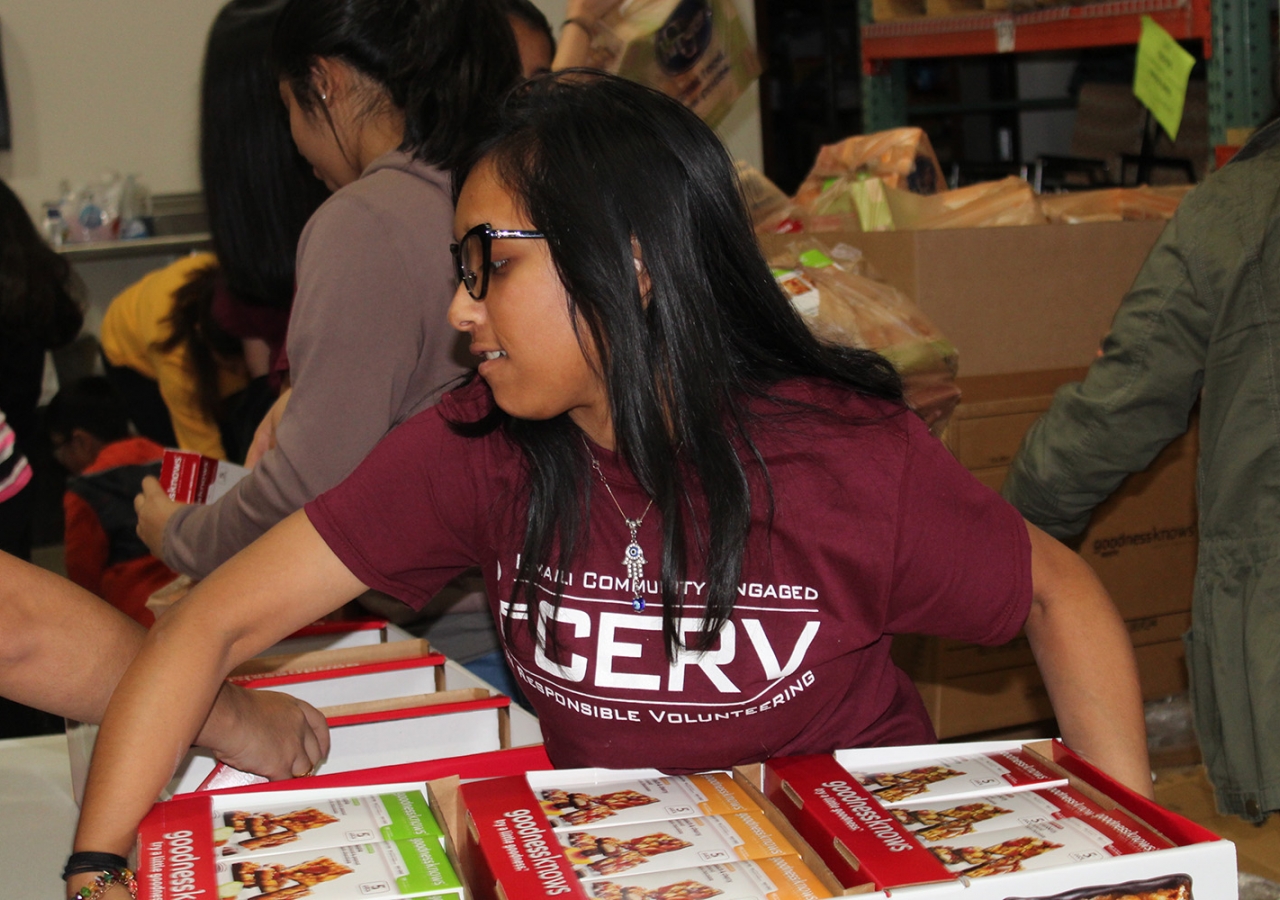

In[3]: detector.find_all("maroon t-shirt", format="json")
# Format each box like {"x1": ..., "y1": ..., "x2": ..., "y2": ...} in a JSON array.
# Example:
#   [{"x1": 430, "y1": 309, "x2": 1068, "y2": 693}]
[{"x1": 306, "y1": 379, "x2": 1031, "y2": 771}]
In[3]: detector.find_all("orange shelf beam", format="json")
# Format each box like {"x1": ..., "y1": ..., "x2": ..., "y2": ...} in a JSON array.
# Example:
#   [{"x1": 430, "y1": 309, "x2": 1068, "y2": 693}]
[{"x1": 862, "y1": 0, "x2": 1211, "y2": 73}]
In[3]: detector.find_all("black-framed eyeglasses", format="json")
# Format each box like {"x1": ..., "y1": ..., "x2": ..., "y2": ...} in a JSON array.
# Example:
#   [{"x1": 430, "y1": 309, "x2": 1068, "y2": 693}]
[{"x1": 450, "y1": 222, "x2": 545, "y2": 300}]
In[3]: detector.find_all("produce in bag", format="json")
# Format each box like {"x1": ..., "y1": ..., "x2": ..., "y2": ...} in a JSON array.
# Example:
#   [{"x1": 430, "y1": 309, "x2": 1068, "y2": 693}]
[
  {"x1": 793, "y1": 128, "x2": 946, "y2": 219},
  {"x1": 1039, "y1": 185, "x2": 1191, "y2": 224},
  {"x1": 791, "y1": 172, "x2": 892, "y2": 233},
  {"x1": 772, "y1": 241, "x2": 960, "y2": 435},
  {"x1": 883, "y1": 176, "x2": 1045, "y2": 230},
  {"x1": 577, "y1": 0, "x2": 761, "y2": 127}
]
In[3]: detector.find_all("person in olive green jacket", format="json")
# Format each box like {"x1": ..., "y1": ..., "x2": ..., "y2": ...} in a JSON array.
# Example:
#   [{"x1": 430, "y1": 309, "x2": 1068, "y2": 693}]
[{"x1": 1003, "y1": 120, "x2": 1280, "y2": 823}]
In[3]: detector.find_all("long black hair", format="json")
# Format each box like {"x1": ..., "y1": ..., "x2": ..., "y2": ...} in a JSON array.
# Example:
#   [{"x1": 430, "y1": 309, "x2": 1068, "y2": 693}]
[
  {"x1": 161, "y1": 0, "x2": 329, "y2": 427},
  {"x1": 271, "y1": 0, "x2": 523, "y2": 173},
  {"x1": 0, "y1": 178, "x2": 82, "y2": 349},
  {"x1": 454, "y1": 73, "x2": 905, "y2": 661},
  {"x1": 201, "y1": 0, "x2": 329, "y2": 310}
]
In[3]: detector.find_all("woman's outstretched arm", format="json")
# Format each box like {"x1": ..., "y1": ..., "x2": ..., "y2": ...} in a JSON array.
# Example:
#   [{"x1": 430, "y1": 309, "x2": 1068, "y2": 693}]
[
  {"x1": 1024, "y1": 521, "x2": 1154, "y2": 799},
  {"x1": 0, "y1": 550, "x2": 328, "y2": 788},
  {"x1": 68, "y1": 511, "x2": 365, "y2": 895},
  {"x1": 1, "y1": 552, "x2": 145, "y2": 722}
]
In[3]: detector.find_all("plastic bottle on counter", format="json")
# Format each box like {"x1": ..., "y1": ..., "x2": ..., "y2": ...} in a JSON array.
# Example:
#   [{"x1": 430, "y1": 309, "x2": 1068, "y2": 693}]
[{"x1": 41, "y1": 203, "x2": 68, "y2": 247}]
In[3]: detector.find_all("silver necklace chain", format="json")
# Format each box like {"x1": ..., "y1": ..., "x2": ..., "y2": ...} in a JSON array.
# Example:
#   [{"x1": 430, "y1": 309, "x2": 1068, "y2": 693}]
[{"x1": 589, "y1": 455, "x2": 654, "y2": 611}]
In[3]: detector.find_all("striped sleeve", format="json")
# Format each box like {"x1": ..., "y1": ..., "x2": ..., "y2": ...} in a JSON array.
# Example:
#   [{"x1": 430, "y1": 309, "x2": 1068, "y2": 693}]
[{"x1": 0, "y1": 410, "x2": 33, "y2": 503}]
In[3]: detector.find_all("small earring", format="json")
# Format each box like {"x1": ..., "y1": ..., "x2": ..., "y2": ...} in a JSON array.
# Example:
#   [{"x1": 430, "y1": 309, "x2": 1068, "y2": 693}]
[{"x1": 320, "y1": 92, "x2": 328, "y2": 102}]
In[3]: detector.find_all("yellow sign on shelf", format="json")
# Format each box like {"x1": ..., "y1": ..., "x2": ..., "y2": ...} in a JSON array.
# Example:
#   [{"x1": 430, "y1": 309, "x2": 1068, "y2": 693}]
[{"x1": 1133, "y1": 15, "x2": 1197, "y2": 141}]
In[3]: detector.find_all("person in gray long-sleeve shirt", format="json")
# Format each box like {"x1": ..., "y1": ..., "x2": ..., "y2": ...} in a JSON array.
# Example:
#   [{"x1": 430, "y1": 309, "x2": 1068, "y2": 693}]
[
  {"x1": 157, "y1": 152, "x2": 468, "y2": 575},
  {"x1": 135, "y1": 0, "x2": 523, "y2": 641}
]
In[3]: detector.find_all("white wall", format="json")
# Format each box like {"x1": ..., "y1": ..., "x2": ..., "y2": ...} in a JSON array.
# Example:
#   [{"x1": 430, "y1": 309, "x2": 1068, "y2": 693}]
[
  {"x1": 0, "y1": 0, "x2": 763, "y2": 216},
  {"x1": 0, "y1": 0, "x2": 228, "y2": 215}
]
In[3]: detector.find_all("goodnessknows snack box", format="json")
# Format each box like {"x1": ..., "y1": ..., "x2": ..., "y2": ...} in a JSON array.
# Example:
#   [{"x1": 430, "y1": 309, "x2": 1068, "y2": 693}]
[
  {"x1": 759, "y1": 740, "x2": 1236, "y2": 899},
  {"x1": 142, "y1": 782, "x2": 463, "y2": 899},
  {"x1": 134, "y1": 747, "x2": 555, "y2": 900},
  {"x1": 458, "y1": 742, "x2": 1235, "y2": 900},
  {"x1": 134, "y1": 741, "x2": 1236, "y2": 900}
]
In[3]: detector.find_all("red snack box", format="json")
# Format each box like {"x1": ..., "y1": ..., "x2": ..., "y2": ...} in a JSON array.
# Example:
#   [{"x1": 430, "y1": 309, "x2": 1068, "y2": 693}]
[
  {"x1": 762, "y1": 753, "x2": 955, "y2": 891},
  {"x1": 159, "y1": 449, "x2": 247, "y2": 504},
  {"x1": 755, "y1": 740, "x2": 1238, "y2": 899}
]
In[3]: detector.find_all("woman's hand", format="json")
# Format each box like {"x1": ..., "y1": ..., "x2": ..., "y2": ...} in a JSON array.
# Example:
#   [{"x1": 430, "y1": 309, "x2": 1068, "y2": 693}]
[
  {"x1": 554, "y1": 0, "x2": 624, "y2": 70},
  {"x1": 201, "y1": 683, "x2": 330, "y2": 780},
  {"x1": 134, "y1": 476, "x2": 186, "y2": 558},
  {"x1": 245, "y1": 387, "x2": 292, "y2": 469}
]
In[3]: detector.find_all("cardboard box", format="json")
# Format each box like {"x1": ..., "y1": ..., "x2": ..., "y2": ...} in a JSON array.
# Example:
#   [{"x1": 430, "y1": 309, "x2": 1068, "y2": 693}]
[
  {"x1": 944, "y1": 369, "x2": 1199, "y2": 623},
  {"x1": 888, "y1": 368, "x2": 1198, "y2": 737},
  {"x1": 229, "y1": 639, "x2": 448, "y2": 709},
  {"x1": 893, "y1": 610, "x2": 1190, "y2": 680},
  {"x1": 258, "y1": 617, "x2": 391, "y2": 658},
  {"x1": 903, "y1": 638, "x2": 1188, "y2": 739},
  {"x1": 68, "y1": 684, "x2": 515, "y2": 805},
  {"x1": 191, "y1": 690, "x2": 514, "y2": 794},
  {"x1": 68, "y1": 640, "x2": 440, "y2": 805},
  {"x1": 758, "y1": 221, "x2": 1166, "y2": 377},
  {"x1": 757, "y1": 739, "x2": 1236, "y2": 898}
]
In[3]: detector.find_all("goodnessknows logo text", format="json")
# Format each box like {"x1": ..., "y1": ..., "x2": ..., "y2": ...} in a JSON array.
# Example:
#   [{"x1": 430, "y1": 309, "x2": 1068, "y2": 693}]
[{"x1": 1091, "y1": 523, "x2": 1196, "y2": 558}]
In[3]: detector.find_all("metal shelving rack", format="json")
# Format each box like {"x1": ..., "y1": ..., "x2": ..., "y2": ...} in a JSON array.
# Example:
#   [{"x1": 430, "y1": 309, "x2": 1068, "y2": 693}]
[{"x1": 858, "y1": 0, "x2": 1271, "y2": 150}]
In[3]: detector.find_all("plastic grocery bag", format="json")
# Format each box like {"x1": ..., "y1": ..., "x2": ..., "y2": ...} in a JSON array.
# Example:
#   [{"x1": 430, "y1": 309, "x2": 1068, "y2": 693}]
[
  {"x1": 736, "y1": 161, "x2": 804, "y2": 234},
  {"x1": 884, "y1": 176, "x2": 1045, "y2": 229},
  {"x1": 793, "y1": 173, "x2": 894, "y2": 233},
  {"x1": 770, "y1": 241, "x2": 961, "y2": 435},
  {"x1": 1039, "y1": 185, "x2": 1192, "y2": 224},
  {"x1": 794, "y1": 128, "x2": 946, "y2": 211},
  {"x1": 582, "y1": 0, "x2": 761, "y2": 127}
]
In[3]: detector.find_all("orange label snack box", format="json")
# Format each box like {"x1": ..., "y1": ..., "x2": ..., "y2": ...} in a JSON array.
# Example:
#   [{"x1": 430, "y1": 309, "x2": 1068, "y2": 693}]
[
  {"x1": 581, "y1": 857, "x2": 833, "y2": 900},
  {"x1": 558, "y1": 810, "x2": 800, "y2": 882},
  {"x1": 457, "y1": 772, "x2": 842, "y2": 900},
  {"x1": 536, "y1": 773, "x2": 758, "y2": 831}
]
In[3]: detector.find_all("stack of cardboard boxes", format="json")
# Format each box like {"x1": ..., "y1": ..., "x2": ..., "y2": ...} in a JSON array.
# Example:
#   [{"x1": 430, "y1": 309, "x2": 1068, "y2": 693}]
[
  {"x1": 898, "y1": 367, "x2": 1196, "y2": 737},
  {"x1": 761, "y1": 219, "x2": 1195, "y2": 739}
]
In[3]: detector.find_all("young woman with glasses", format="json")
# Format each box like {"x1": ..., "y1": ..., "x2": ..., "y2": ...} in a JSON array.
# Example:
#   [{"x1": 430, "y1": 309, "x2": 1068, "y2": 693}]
[{"x1": 69, "y1": 74, "x2": 1153, "y2": 894}]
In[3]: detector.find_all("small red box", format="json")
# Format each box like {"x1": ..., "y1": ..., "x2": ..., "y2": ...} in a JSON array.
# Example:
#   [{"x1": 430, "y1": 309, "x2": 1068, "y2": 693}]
[{"x1": 159, "y1": 449, "x2": 247, "y2": 504}]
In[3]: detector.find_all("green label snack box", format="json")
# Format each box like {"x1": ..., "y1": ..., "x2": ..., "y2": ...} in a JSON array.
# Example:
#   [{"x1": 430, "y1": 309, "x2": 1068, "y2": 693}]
[
  {"x1": 136, "y1": 781, "x2": 462, "y2": 900},
  {"x1": 212, "y1": 790, "x2": 445, "y2": 858},
  {"x1": 214, "y1": 839, "x2": 460, "y2": 899}
]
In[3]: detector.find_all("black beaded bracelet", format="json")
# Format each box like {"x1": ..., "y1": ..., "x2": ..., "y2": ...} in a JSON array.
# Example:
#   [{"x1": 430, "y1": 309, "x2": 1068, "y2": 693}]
[{"x1": 62, "y1": 851, "x2": 130, "y2": 881}]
